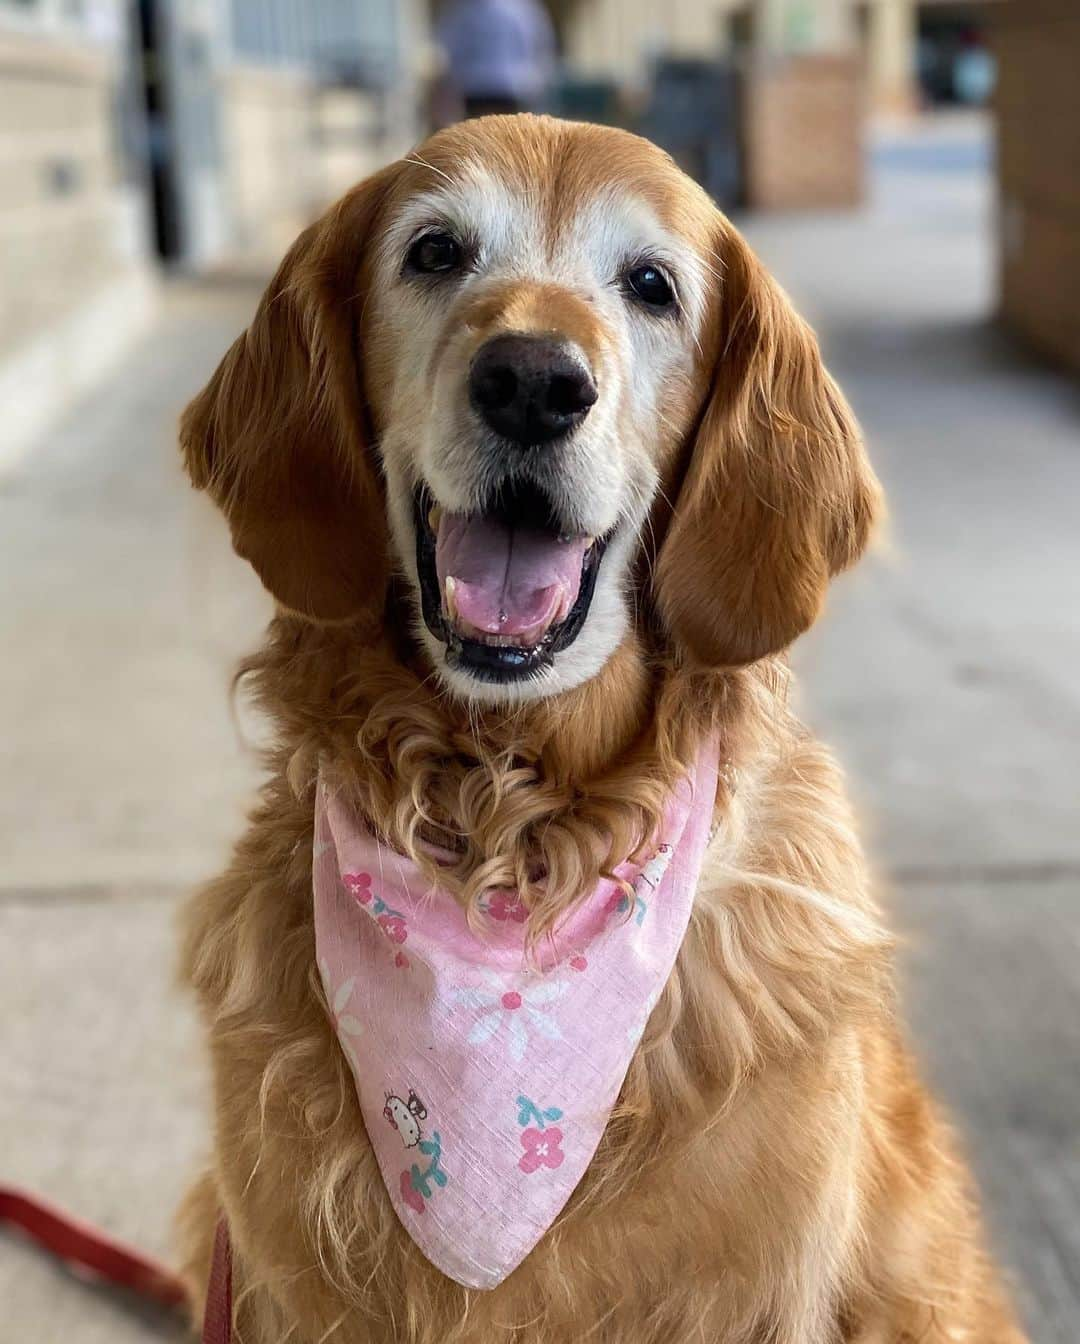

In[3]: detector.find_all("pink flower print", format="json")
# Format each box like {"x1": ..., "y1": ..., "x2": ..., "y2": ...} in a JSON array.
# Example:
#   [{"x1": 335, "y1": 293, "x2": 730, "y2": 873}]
[
  {"x1": 399, "y1": 1131, "x2": 448, "y2": 1215},
  {"x1": 348, "y1": 878, "x2": 410, "y2": 953},
  {"x1": 394, "y1": 950, "x2": 410, "y2": 970},
  {"x1": 400, "y1": 1168, "x2": 425, "y2": 1214},
  {"x1": 519, "y1": 1126, "x2": 565, "y2": 1174},
  {"x1": 452, "y1": 972, "x2": 566, "y2": 1063},
  {"x1": 486, "y1": 891, "x2": 528, "y2": 924},
  {"x1": 344, "y1": 871, "x2": 373, "y2": 905},
  {"x1": 318, "y1": 960, "x2": 364, "y2": 1069},
  {"x1": 569, "y1": 955, "x2": 587, "y2": 972},
  {"x1": 378, "y1": 913, "x2": 408, "y2": 944}
]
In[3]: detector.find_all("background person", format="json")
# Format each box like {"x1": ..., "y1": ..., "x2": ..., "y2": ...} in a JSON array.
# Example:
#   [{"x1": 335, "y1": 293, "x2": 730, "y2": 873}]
[{"x1": 437, "y1": 0, "x2": 556, "y2": 119}]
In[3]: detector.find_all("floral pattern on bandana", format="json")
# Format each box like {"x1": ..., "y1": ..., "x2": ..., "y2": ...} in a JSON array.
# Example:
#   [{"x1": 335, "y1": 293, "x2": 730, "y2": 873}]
[
  {"x1": 481, "y1": 890, "x2": 528, "y2": 923},
  {"x1": 451, "y1": 971, "x2": 566, "y2": 1062},
  {"x1": 319, "y1": 961, "x2": 364, "y2": 1068},
  {"x1": 313, "y1": 741, "x2": 720, "y2": 1290},
  {"x1": 515, "y1": 1095, "x2": 565, "y2": 1174},
  {"x1": 400, "y1": 1130, "x2": 449, "y2": 1215},
  {"x1": 344, "y1": 871, "x2": 410, "y2": 967}
]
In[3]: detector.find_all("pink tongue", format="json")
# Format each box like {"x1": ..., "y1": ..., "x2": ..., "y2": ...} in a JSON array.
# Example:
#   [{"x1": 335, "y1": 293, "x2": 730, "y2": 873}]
[{"x1": 434, "y1": 512, "x2": 590, "y2": 642}]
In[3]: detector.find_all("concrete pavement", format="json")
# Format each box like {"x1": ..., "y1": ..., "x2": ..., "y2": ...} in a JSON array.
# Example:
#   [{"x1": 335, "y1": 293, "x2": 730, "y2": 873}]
[
  {"x1": 2, "y1": 115, "x2": 1077, "y2": 1341},
  {"x1": 0, "y1": 280, "x2": 269, "y2": 1344}
]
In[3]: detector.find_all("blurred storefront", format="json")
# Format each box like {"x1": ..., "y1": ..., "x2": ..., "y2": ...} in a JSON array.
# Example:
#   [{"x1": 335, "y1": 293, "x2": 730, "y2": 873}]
[
  {"x1": 551, "y1": 0, "x2": 867, "y2": 208},
  {"x1": 552, "y1": 0, "x2": 997, "y2": 117},
  {"x1": 0, "y1": 0, "x2": 424, "y2": 463}
]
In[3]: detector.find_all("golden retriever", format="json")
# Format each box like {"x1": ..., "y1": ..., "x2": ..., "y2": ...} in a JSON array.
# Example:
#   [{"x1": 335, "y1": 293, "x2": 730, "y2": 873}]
[{"x1": 177, "y1": 115, "x2": 1026, "y2": 1343}]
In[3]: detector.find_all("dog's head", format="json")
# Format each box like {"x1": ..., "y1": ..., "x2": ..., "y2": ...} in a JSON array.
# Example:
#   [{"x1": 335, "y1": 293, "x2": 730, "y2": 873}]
[{"x1": 182, "y1": 116, "x2": 880, "y2": 705}]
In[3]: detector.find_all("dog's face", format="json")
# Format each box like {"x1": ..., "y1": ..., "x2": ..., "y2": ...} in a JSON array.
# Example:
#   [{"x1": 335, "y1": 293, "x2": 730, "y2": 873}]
[
  {"x1": 363, "y1": 124, "x2": 716, "y2": 701},
  {"x1": 182, "y1": 117, "x2": 879, "y2": 704}
]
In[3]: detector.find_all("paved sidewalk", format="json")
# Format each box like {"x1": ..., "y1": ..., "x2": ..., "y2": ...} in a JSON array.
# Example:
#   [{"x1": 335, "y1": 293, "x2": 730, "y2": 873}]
[
  {"x1": 1, "y1": 281, "x2": 270, "y2": 1344},
  {"x1": 2, "y1": 117, "x2": 1077, "y2": 1341}
]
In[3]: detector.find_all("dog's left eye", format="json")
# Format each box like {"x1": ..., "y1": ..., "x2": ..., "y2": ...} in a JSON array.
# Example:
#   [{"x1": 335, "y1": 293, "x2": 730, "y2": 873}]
[
  {"x1": 625, "y1": 264, "x2": 675, "y2": 310},
  {"x1": 406, "y1": 232, "x2": 463, "y2": 275}
]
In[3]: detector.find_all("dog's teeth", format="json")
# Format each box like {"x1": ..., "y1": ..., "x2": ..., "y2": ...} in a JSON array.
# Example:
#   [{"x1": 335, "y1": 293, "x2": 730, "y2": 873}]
[
  {"x1": 429, "y1": 506, "x2": 443, "y2": 531},
  {"x1": 444, "y1": 575, "x2": 458, "y2": 620}
]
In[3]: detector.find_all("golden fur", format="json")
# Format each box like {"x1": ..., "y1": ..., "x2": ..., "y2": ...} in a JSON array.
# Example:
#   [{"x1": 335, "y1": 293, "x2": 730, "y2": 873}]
[{"x1": 177, "y1": 116, "x2": 1026, "y2": 1342}]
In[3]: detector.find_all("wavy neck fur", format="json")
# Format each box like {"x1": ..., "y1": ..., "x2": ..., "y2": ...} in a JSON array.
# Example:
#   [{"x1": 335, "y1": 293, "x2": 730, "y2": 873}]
[{"x1": 235, "y1": 616, "x2": 754, "y2": 935}]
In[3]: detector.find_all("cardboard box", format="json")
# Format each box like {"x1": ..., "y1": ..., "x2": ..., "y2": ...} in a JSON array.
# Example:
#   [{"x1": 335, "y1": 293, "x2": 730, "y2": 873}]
[{"x1": 741, "y1": 54, "x2": 864, "y2": 211}]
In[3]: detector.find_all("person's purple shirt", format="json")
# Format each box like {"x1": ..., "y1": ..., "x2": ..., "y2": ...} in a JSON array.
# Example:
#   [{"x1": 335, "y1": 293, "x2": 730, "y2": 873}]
[{"x1": 437, "y1": 0, "x2": 556, "y2": 103}]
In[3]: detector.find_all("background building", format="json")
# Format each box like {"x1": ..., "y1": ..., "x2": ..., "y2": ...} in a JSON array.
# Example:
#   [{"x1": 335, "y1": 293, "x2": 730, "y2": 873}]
[
  {"x1": 0, "y1": 0, "x2": 424, "y2": 462},
  {"x1": 544, "y1": 0, "x2": 997, "y2": 209},
  {"x1": 3, "y1": 0, "x2": 1059, "y2": 468},
  {"x1": 552, "y1": 0, "x2": 996, "y2": 115}
]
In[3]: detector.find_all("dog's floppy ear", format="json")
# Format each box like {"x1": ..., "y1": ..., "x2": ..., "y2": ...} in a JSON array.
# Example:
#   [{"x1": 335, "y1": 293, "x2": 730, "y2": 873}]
[
  {"x1": 655, "y1": 226, "x2": 882, "y2": 667},
  {"x1": 180, "y1": 164, "x2": 401, "y2": 624}
]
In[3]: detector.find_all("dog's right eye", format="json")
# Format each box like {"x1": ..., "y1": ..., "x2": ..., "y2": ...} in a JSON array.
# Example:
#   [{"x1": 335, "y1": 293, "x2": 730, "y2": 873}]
[{"x1": 405, "y1": 232, "x2": 463, "y2": 276}]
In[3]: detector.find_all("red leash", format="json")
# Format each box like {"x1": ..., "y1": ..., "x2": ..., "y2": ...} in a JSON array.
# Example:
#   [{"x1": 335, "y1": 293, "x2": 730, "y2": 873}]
[
  {"x1": 0, "y1": 1185, "x2": 232, "y2": 1341},
  {"x1": 202, "y1": 1218, "x2": 233, "y2": 1344}
]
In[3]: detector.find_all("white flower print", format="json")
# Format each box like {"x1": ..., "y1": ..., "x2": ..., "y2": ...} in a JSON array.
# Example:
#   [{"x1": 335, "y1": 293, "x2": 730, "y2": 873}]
[
  {"x1": 451, "y1": 970, "x2": 567, "y2": 1063},
  {"x1": 320, "y1": 959, "x2": 365, "y2": 1069}
]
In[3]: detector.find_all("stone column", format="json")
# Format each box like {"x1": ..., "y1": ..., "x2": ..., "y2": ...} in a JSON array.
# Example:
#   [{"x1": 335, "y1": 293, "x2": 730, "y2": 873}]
[{"x1": 865, "y1": 0, "x2": 918, "y2": 117}]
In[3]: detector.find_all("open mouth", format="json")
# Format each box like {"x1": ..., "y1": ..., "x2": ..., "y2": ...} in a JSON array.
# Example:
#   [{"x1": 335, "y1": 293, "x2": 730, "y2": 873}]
[{"x1": 414, "y1": 482, "x2": 608, "y2": 682}]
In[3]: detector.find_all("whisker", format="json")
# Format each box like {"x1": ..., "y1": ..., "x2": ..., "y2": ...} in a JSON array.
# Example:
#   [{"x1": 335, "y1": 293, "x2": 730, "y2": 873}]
[{"x1": 403, "y1": 153, "x2": 455, "y2": 186}]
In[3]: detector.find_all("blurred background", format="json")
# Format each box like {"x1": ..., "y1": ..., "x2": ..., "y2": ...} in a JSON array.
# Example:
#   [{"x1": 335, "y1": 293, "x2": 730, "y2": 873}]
[{"x1": 1, "y1": 2, "x2": 1077, "y2": 1341}]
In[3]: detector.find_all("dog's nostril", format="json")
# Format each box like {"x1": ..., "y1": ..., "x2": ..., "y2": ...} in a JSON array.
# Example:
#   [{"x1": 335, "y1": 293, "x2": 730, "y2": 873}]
[
  {"x1": 473, "y1": 365, "x2": 518, "y2": 412},
  {"x1": 547, "y1": 372, "x2": 596, "y2": 417}
]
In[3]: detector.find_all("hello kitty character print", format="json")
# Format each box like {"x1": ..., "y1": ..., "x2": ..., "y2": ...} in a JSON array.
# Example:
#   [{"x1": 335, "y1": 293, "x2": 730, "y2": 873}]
[
  {"x1": 636, "y1": 842, "x2": 674, "y2": 892},
  {"x1": 384, "y1": 1088, "x2": 427, "y2": 1148}
]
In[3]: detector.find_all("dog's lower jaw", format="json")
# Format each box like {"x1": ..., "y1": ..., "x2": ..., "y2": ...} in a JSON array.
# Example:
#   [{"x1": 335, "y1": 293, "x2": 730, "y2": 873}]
[
  {"x1": 412, "y1": 529, "x2": 638, "y2": 708},
  {"x1": 411, "y1": 483, "x2": 617, "y2": 687},
  {"x1": 414, "y1": 578, "x2": 631, "y2": 707}
]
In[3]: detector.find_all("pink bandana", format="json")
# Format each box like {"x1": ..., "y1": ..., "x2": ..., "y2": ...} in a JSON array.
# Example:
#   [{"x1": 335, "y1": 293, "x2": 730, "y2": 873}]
[{"x1": 313, "y1": 743, "x2": 719, "y2": 1289}]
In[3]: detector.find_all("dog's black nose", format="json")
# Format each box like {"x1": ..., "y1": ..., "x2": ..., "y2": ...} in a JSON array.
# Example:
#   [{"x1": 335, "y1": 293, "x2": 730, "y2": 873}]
[{"x1": 469, "y1": 335, "x2": 597, "y2": 446}]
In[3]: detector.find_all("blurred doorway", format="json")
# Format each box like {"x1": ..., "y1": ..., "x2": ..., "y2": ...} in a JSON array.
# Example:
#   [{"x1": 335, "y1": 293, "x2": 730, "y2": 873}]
[
  {"x1": 136, "y1": 0, "x2": 182, "y2": 260},
  {"x1": 916, "y1": 4, "x2": 995, "y2": 106},
  {"x1": 133, "y1": 0, "x2": 228, "y2": 267}
]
